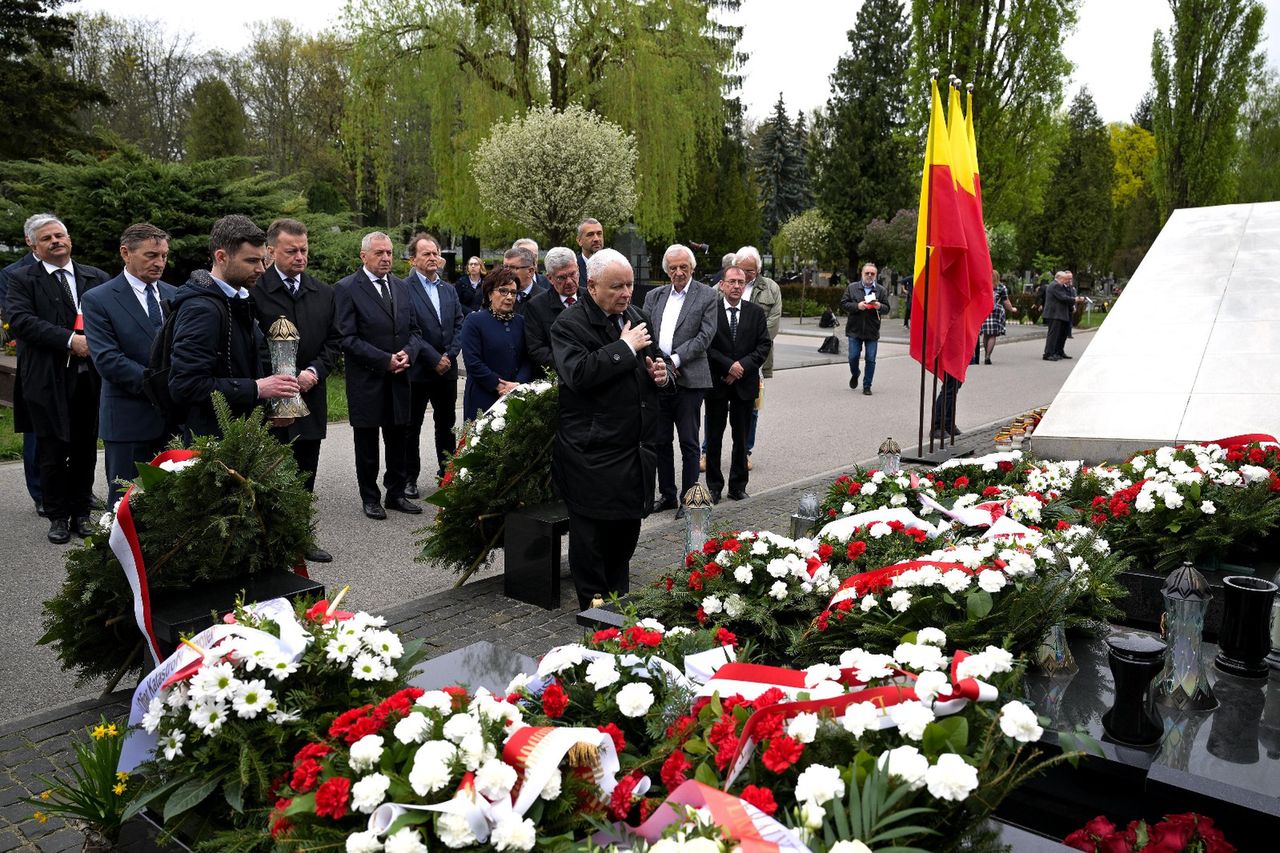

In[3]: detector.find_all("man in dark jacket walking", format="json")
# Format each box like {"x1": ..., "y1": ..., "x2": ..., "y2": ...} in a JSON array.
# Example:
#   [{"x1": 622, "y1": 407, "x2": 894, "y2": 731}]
[
  {"x1": 840, "y1": 262, "x2": 892, "y2": 395},
  {"x1": 169, "y1": 215, "x2": 299, "y2": 440},
  {"x1": 550, "y1": 248, "x2": 672, "y2": 610}
]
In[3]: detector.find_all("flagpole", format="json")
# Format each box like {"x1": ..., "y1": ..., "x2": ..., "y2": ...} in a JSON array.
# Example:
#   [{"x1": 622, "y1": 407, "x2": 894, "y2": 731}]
[{"x1": 916, "y1": 71, "x2": 939, "y2": 458}]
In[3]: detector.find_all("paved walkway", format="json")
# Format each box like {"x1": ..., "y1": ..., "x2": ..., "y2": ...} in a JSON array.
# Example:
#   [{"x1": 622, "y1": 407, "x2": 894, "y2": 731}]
[{"x1": 0, "y1": 327, "x2": 1088, "y2": 850}]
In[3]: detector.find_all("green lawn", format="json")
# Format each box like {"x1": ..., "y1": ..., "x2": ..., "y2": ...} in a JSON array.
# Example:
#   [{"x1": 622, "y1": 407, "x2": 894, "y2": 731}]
[
  {"x1": 327, "y1": 374, "x2": 348, "y2": 422},
  {"x1": 0, "y1": 407, "x2": 21, "y2": 461}
]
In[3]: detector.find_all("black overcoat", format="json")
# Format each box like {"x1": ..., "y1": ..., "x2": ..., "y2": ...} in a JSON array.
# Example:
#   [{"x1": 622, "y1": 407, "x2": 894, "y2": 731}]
[
  {"x1": 333, "y1": 269, "x2": 424, "y2": 429},
  {"x1": 550, "y1": 296, "x2": 669, "y2": 520},
  {"x1": 253, "y1": 266, "x2": 340, "y2": 441},
  {"x1": 524, "y1": 286, "x2": 587, "y2": 373},
  {"x1": 5, "y1": 260, "x2": 109, "y2": 441}
]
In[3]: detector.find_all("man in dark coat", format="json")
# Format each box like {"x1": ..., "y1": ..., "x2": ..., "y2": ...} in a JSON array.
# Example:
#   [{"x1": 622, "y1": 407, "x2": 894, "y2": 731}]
[
  {"x1": 523, "y1": 246, "x2": 586, "y2": 374},
  {"x1": 169, "y1": 215, "x2": 299, "y2": 441},
  {"x1": 334, "y1": 231, "x2": 425, "y2": 520},
  {"x1": 550, "y1": 248, "x2": 672, "y2": 610},
  {"x1": 840, "y1": 262, "x2": 892, "y2": 395},
  {"x1": 0, "y1": 216, "x2": 44, "y2": 516},
  {"x1": 403, "y1": 233, "x2": 463, "y2": 496},
  {"x1": 704, "y1": 265, "x2": 771, "y2": 503},
  {"x1": 1042, "y1": 270, "x2": 1082, "y2": 361},
  {"x1": 5, "y1": 214, "x2": 110, "y2": 543},
  {"x1": 254, "y1": 218, "x2": 340, "y2": 562},
  {"x1": 81, "y1": 223, "x2": 179, "y2": 505},
  {"x1": 575, "y1": 218, "x2": 604, "y2": 286}
]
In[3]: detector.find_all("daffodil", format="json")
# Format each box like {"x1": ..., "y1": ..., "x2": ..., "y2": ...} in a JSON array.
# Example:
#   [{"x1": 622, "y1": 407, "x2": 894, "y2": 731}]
[{"x1": 33, "y1": 811, "x2": 48, "y2": 824}]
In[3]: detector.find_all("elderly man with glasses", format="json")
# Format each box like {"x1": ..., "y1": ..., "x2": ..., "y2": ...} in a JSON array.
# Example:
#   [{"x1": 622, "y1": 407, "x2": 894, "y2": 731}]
[
  {"x1": 523, "y1": 246, "x2": 587, "y2": 374},
  {"x1": 504, "y1": 245, "x2": 545, "y2": 311}
]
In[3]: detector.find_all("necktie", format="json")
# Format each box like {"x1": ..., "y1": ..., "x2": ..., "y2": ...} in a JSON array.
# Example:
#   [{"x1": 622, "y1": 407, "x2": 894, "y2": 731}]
[
  {"x1": 729, "y1": 306, "x2": 739, "y2": 342},
  {"x1": 375, "y1": 277, "x2": 392, "y2": 311},
  {"x1": 55, "y1": 268, "x2": 76, "y2": 309},
  {"x1": 565, "y1": 296, "x2": 575, "y2": 306},
  {"x1": 284, "y1": 276, "x2": 298, "y2": 296},
  {"x1": 145, "y1": 283, "x2": 163, "y2": 329},
  {"x1": 517, "y1": 289, "x2": 527, "y2": 303}
]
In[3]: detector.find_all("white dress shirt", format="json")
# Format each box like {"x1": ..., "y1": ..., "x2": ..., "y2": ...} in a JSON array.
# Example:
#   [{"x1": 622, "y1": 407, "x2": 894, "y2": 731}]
[
  {"x1": 43, "y1": 260, "x2": 80, "y2": 311},
  {"x1": 658, "y1": 285, "x2": 687, "y2": 369},
  {"x1": 123, "y1": 270, "x2": 160, "y2": 318}
]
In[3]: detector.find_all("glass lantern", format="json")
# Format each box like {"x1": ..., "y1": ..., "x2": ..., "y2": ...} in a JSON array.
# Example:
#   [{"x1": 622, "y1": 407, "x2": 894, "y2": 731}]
[
  {"x1": 266, "y1": 316, "x2": 311, "y2": 419},
  {"x1": 682, "y1": 483, "x2": 714, "y2": 557},
  {"x1": 1156, "y1": 561, "x2": 1218, "y2": 711},
  {"x1": 877, "y1": 437, "x2": 901, "y2": 476}
]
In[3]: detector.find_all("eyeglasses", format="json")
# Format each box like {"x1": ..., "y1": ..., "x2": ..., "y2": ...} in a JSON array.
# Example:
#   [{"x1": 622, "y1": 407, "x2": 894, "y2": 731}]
[
  {"x1": 504, "y1": 264, "x2": 532, "y2": 271},
  {"x1": 495, "y1": 288, "x2": 518, "y2": 297}
]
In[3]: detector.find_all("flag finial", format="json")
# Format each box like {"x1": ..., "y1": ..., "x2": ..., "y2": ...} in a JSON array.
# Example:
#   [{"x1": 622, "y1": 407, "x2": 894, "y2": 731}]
[
  {"x1": 966, "y1": 82, "x2": 974, "y2": 92},
  {"x1": 930, "y1": 67, "x2": 939, "y2": 79}
]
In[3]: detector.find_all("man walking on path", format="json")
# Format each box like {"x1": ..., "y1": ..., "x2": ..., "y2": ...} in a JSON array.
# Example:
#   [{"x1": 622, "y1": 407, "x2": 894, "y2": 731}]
[{"x1": 841, "y1": 262, "x2": 891, "y2": 395}]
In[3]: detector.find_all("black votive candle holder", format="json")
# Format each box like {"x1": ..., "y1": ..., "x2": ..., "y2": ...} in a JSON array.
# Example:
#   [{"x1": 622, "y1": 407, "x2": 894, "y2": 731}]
[{"x1": 1215, "y1": 575, "x2": 1279, "y2": 680}]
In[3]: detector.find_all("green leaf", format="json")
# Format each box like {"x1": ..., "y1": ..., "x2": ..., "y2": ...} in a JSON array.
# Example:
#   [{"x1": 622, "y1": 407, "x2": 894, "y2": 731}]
[
  {"x1": 1167, "y1": 521, "x2": 1182, "y2": 533},
  {"x1": 163, "y1": 775, "x2": 223, "y2": 823},
  {"x1": 120, "y1": 777, "x2": 189, "y2": 822},
  {"x1": 385, "y1": 809, "x2": 435, "y2": 837},
  {"x1": 966, "y1": 589, "x2": 993, "y2": 619},
  {"x1": 223, "y1": 777, "x2": 243, "y2": 814},
  {"x1": 921, "y1": 716, "x2": 968, "y2": 756},
  {"x1": 282, "y1": 793, "x2": 316, "y2": 817},
  {"x1": 682, "y1": 738, "x2": 708, "y2": 756},
  {"x1": 693, "y1": 761, "x2": 719, "y2": 787},
  {"x1": 133, "y1": 461, "x2": 172, "y2": 492}
]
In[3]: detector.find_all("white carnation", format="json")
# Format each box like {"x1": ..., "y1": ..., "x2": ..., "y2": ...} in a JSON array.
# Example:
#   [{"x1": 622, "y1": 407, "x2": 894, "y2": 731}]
[
  {"x1": 877, "y1": 745, "x2": 928, "y2": 790},
  {"x1": 977, "y1": 569, "x2": 1007, "y2": 593},
  {"x1": 490, "y1": 815, "x2": 537, "y2": 851},
  {"x1": 348, "y1": 734, "x2": 385, "y2": 772},
  {"x1": 350, "y1": 773, "x2": 391, "y2": 814},
  {"x1": 585, "y1": 656, "x2": 620, "y2": 689},
  {"x1": 408, "y1": 740, "x2": 457, "y2": 795},
  {"x1": 925, "y1": 753, "x2": 980, "y2": 801},
  {"x1": 841, "y1": 701, "x2": 880, "y2": 737},
  {"x1": 888, "y1": 590, "x2": 913, "y2": 612},
  {"x1": 437, "y1": 811, "x2": 477, "y2": 848},
  {"x1": 769, "y1": 580, "x2": 789, "y2": 600},
  {"x1": 475, "y1": 758, "x2": 519, "y2": 800},
  {"x1": 786, "y1": 712, "x2": 820, "y2": 744},
  {"x1": 999, "y1": 700, "x2": 1044, "y2": 742},
  {"x1": 793, "y1": 763, "x2": 845, "y2": 805},
  {"x1": 616, "y1": 681, "x2": 655, "y2": 717},
  {"x1": 888, "y1": 700, "x2": 935, "y2": 740}
]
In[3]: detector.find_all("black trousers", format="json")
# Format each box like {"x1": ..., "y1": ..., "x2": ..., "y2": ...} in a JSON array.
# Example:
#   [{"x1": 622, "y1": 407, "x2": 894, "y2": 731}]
[
  {"x1": 1044, "y1": 319, "x2": 1070, "y2": 357},
  {"x1": 104, "y1": 436, "x2": 167, "y2": 505},
  {"x1": 931, "y1": 375, "x2": 962, "y2": 433},
  {"x1": 704, "y1": 390, "x2": 751, "y2": 496},
  {"x1": 566, "y1": 512, "x2": 641, "y2": 610},
  {"x1": 352, "y1": 425, "x2": 408, "y2": 505},
  {"x1": 408, "y1": 376, "x2": 458, "y2": 485},
  {"x1": 37, "y1": 376, "x2": 97, "y2": 521},
  {"x1": 656, "y1": 386, "x2": 705, "y2": 503},
  {"x1": 270, "y1": 430, "x2": 322, "y2": 493}
]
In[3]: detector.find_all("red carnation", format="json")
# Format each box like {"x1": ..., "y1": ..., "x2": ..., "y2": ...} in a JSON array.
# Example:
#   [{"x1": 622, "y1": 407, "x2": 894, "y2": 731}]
[
  {"x1": 815, "y1": 611, "x2": 830, "y2": 631},
  {"x1": 328, "y1": 705, "x2": 374, "y2": 740},
  {"x1": 721, "y1": 539, "x2": 742, "y2": 552},
  {"x1": 1090, "y1": 513, "x2": 1109, "y2": 526},
  {"x1": 817, "y1": 543, "x2": 834, "y2": 560},
  {"x1": 907, "y1": 528, "x2": 928, "y2": 543},
  {"x1": 660, "y1": 750, "x2": 691, "y2": 790},
  {"x1": 740, "y1": 785, "x2": 777, "y2": 816},
  {"x1": 1227, "y1": 448, "x2": 1245, "y2": 462},
  {"x1": 982, "y1": 486, "x2": 1003, "y2": 497},
  {"x1": 666, "y1": 714, "x2": 697, "y2": 742},
  {"x1": 684, "y1": 552, "x2": 698, "y2": 567},
  {"x1": 688, "y1": 571, "x2": 704, "y2": 591},
  {"x1": 953, "y1": 476, "x2": 970, "y2": 488},
  {"x1": 313, "y1": 776, "x2": 351, "y2": 820},
  {"x1": 598, "y1": 723, "x2": 626, "y2": 753},
  {"x1": 1056, "y1": 520, "x2": 1072, "y2": 531},
  {"x1": 702, "y1": 538, "x2": 721, "y2": 555},
  {"x1": 293, "y1": 742, "x2": 332, "y2": 766},
  {"x1": 847, "y1": 481, "x2": 861, "y2": 494},
  {"x1": 269, "y1": 797, "x2": 293, "y2": 838},
  {"x1": 827, "y1": 508, "x2": 837, "y2": 517},
  {"x1": 541, "y1": 681, "x2": 569, "y2": 718},
  {"x1": 666, "y1": 577, "x2": 675, "y2": 590},
  {"x1": 753, "y1": 688, "x2": 787, "y2": 709},
  {"x1": 707, "y1": 715, "x2": 739, "y2": 749},
  {"x1": 608, "y1": 773, "x2": 641, "y2": 821},
  {"x1": 695, "y1": 606, "x2": 708, "y2": 624},
  {"x1": 715, "y1": 627, "x2": 738, "y2": 647},
  {"x1": 761, "y1": 735, "x2": 803, "y2": 773},
  {"x1": 713, "y1": 733, "x2": 740, "y2": 770},
  {"x1": 887, "y1": 520, "x2": 905, "y2": 531},
  {"x1": 703, "y1": 563, "x2": 723, "y2": 579},
  {"x1": 997, "y1": 461, "x2": 1014, "y2": 472},
  {"x1": 846, "y1": 540, "x2": 867, "y2": 560},
  {"x1": 290, "y1": 758, "x2": 322, "y2": 793},
  {"x1": 1249, "y1": 447, "x2": 1266, "y2": 463},
  {"x1": 377, "y1": 687, "x2": 424, "y2": 718},
  {"x1": 752, "y1": 711, "x2": 784, "y2": 741},
  {"x1": 593, "y1": 627, "x2": 621, "y2": 644}
]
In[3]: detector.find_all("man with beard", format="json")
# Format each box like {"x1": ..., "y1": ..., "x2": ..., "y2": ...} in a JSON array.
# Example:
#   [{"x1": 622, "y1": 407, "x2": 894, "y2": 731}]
[
  {"x1": 169, "y1": 215, "x2": 299, "y2": 440},
  {"x1": 550, "y1": 249, "x2": 671, "y2": 609}
]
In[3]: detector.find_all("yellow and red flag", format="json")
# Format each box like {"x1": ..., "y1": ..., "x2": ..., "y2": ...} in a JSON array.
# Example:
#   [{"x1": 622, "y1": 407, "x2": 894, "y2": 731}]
[
  {"x1": 910, "y1": 78, "x2": 969, "y2": 379},
  {"x1": 938, "y1": 84, "x2": 994, "y2": 383}
]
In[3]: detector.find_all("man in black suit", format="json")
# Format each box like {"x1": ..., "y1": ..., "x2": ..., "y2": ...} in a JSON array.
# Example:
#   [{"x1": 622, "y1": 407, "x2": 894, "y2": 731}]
[
  {"x1": 82, "y1": 223, "x2": 179, "y2": 505},
  {"x1": 0, "y1": 215, "x2": 45, "y2": 517},
  {"x1": 513, "y1": 238, "x2": 552, "y2": 293},
  {"x1": 505, "y1": 246, "x2": 545, "y2": 312},
  {"x1": 704, "y1": 265, "x2": 770, "y2": 503},
  {"x1": 575, "y1": 218, "x2": 604, "y2": 285},
  {"x1": 403, "y1": 233, "x2": 463, "y2": 497},
  {"x1": 523, "y1": 246, "x2": 586, "y2": 374},
  {"x1": 334, "y1": 231, "x2": 425, "y2": 520},
  {"x1": 5, "y1": 215, "x2": 110, "y2": 543},
  {"x1": 253, "y1": 218, "x2": 340, "y2": 562},
  {"x1": 550, "y1": 249, "x2": 672, "y2": 609},
  {"x1": 169, "y1": 215, "x2": 300, "y2": 441}
]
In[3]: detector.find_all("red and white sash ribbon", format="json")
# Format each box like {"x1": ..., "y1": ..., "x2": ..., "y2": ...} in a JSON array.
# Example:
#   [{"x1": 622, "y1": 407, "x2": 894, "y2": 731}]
[
  {"x1": 817, "y1": 507, "x2": 944, "y2": 542},
  {"x1": 827, "y1": 559, "x2": 972, "y2": 607}
]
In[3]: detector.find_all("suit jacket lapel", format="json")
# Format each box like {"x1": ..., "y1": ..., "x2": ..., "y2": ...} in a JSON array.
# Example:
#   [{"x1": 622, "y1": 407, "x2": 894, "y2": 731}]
[
  {"x1": 362, "y1": 271, "x2": 393, "y2": 319},
  {"x1": 113, "y1": 277, "x2": 154, "y2": 336}
]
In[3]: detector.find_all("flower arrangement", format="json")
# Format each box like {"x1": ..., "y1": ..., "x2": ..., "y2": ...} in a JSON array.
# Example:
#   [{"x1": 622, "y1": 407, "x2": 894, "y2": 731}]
[
  {"x1": 122, "y1": 595, "x2": 427, "y2": 835},
  {"x1": 417, "y1": 380, "x2": 559, "y2": 579},
  {"x1": 1064, "y1": 812, "x2": 1235, "y2": 852},
  {"x1": 26, "y1": 716, "x2": 138, "y2": 845},
  {"x1": 39, "y1": 394, "x2": 315, "y2": 685}
]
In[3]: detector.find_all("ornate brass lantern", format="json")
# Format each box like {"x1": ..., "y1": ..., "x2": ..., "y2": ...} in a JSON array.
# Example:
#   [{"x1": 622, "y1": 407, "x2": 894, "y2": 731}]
[{"x1": 266, "y1": 316, "x2": 310, "y2": 420}]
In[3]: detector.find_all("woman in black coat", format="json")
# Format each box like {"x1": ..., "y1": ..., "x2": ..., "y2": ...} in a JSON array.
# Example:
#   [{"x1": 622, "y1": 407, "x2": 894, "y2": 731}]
[
  {"x1": 454, "y1": 256, "x2": 485, "y2": 313},
  {"x1": 459, "y1": 268, "x2": 532, "y2": 420}
]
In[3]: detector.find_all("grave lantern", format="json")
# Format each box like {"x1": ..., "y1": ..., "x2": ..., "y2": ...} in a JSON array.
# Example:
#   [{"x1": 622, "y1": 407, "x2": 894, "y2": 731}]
[
  {"x1": 682, "y1": 483, "x2": 714, "y2": 557},
  {"x1": 266, "y1": 316, "x2": 310, "y2": 420},
  {"x1": 878, "y1": 436, "x2": 901, "y2": 476},
  {"x1": 1156, "y1": 561, "x2": 1217, "y2": 711},
  {"x1": 790, "y1": 491, "x2": 820, "y2": 540}
]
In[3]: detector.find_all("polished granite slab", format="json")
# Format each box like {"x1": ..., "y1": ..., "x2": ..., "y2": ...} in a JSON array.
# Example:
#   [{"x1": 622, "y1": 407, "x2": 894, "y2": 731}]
[
  {"x1": 407, "y1": 639, "x2": 538, "y2": 695},
  {"x1": 997, "y1": 628, "x2": 1280, "y2": 841},
  {"x1": 1035, "y1": 201, "x2": 1280, "y2": 463}
]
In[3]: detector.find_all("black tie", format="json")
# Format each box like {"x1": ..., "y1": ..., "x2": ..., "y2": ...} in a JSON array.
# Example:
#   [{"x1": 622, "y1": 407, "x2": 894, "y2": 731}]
[
  {"x1": 55, "y1": 268, "x2": 76, "y2": 309},
  {"x1": 375, "y1": 277, "x2": 392, "y2": 311},
  {"x1": 728, "y1": 306, "x2": 739, "y2": 342},
  {"x1": 611, "y1": 314, "x2": 624, "y2": 339},
  {"x1": 145, "y1": 284, "x2": 162, "y2": 329},
  {"x1": 284, "y1": 276, "x2": 298, "y2": 296}
]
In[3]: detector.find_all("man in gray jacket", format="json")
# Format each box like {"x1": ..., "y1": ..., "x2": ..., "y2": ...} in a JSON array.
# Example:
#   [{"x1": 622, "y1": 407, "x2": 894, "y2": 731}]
[
  {"x1": 644, "y1": 244, "x2": 717, "y2": 519},
  {"x1": 841, "y1": 262, "x2": 892, "y2": 395}
]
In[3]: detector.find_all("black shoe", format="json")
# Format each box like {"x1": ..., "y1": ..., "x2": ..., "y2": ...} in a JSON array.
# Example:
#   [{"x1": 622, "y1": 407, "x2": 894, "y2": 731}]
[
  {"x1": 305, "y1": 547, "x2": 333, "y2": 563},
  {"x1": 1042, "y1": 355, "x2": 1061, "y2": 361},
  {"x1": 709, "y1": 491, "x2": 722, "y2": 505},
  {"x1": 984, "y1": 357, "x2": 992, "y2": 365},
  {"x1": 863, "y1": 388, "x2": 872, "y2": 396},
  {"x1": 72, "y1": 516, "x2": 95, "y2": 538},
  {"x1": 849, "y1": 376, "x2": 858, "y2": 390},
  {"x1": 363, "y1": 502, "x2": 387, "y2": 520},
  {"x1": 727, "y1": 490, "x2": 749, "y2": 501},
  {"x1": 404, "y1": 483, "x2": 420, "y2": 499},
  {"x1": 48, "y1": 518, "x2": 71, "y2": 544},
  {"x1": 34, "y1": 499, "x2": 47, "y2": 518},
  {"x1": 1058, "y1": 353, "x2": 1072, "y2": 359},
  {"x1": 653, "y1": 496, "x2": 679, "y2": 513},
  {"x1": 387, "y1": 497, "x2": 423, "y2": 514},
  {"x1": 675, "y1": 506, "x2": 688, "y2": 520}
]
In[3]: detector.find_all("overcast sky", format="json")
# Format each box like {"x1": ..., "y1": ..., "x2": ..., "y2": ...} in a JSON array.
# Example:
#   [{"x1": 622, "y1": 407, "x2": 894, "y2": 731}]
[{"x1": 68, "y1": 0, "x2": 1280, "y2": 124}]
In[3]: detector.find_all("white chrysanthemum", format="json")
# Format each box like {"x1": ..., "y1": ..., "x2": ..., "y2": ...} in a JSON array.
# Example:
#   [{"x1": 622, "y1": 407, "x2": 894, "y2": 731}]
[
  {"x1": 349, "y1": 734, "x2": 385, "y2": 772},
  {"x1": 161, "y1": 730, "x2": 185, "y2": 761},
  {"x1": 894, "y1": 642, "x2": 946, "y2": 672},
  {"x1": 408, "y1": 740, "x2": 457, "y2": 795},
  {"x1": 877, "y1": 745, "x2": 928, "y2": 790},
  {"x1": 616, "y1": 681, "x2": 655, "y2": 717},
  {"x1": 351, "y1": 653, "x2": 386, "y2": 681},
  {"x1": 841, "y1": 701, "x2": 880, "y2": 737},
  {"x1": 325, "y1": 637, "x2": 358, "y2": 663},
  {"x1": 189, "y1": 701, "x2": 228, "y2": 736},
  {"x1": 585, "y1": 657, "x2": 620, "y2": 689},
  {"x1": 888, "y1": 590, "x2": 912, "y2": 612},
  {"x1": 384, "y1": 826, "x2": 428, "y2": 853},
  {"x1": 786, "y1": 712, "x2": 820, "y2": 744},
  {"x1": 364, "y1": 630, "x2": 404, "y2": 661},
  {"x1": 888, "y1": 700, "x2": 935, "y2": 740},
  {"x1": 490, "y1": 815, "x2": 537, "y2": 851},
  {"x1": 263, "y1": 656, "x2": 299, "y2": 681},
  {"x1": 350, "y1": 773, "x2": 391, "y2": 814},
  {"x1": 977, "y1": 569, "x2": 1007, "y2": 593},
  {"x1": 794, "y1": 763, "x2": 845, "y2": 805},
  {"x1": 999, "y1": 700, "x2": 1044, "y2": 742},
  {"x1": 190, "y1": 661, "x2": 238, "y2": 703},
  {"x1": 232, "y1": 679, "x2": 273, "y2": 719},
  {"x1": 925, "y1": 753, "x2": 980, "y2": 801},
  {"x1": 141, "y1": 697, "x2": 166, "y2": 733},
  {"x1": 415, "y1": 690, "x2": 455, "y2": 714},
  {"x1": 475, "y1": 758, "x2": 519, "y2": 800}
]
